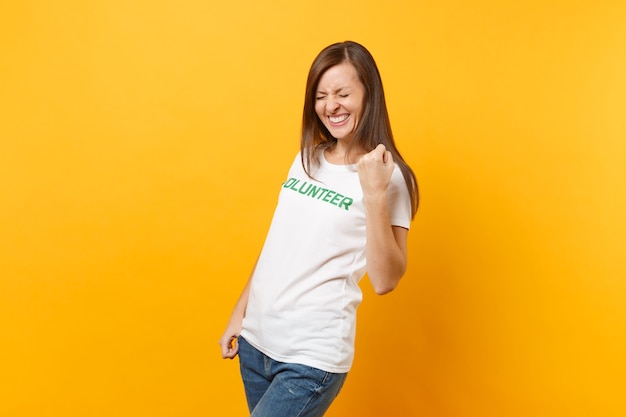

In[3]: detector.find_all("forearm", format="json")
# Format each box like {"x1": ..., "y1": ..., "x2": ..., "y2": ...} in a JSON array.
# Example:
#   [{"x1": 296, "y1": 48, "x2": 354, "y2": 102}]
[
  {"x1": 230, "y1": 277, "x2": 251, "y2": 324},
  {"x1": 219, "y1": 257, "x2": 258, "y2": 358},
  {"x1": 228, "y1": 256, "x2": 258, "y2": 324},
  {"x1": 364, "y1": 193, "x2": 407, "y2": 295}
]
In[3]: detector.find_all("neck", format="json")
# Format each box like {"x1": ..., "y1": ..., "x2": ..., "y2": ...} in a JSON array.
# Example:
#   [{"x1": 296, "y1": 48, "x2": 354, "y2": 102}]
[{"x1": 325, "y1": 141, "x2": 365, "y2": 165}]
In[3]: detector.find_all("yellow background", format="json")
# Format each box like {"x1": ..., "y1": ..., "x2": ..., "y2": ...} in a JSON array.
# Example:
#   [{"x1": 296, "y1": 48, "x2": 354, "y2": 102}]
[{"x1": 1, "y1": 1, "x2": 625, "y2": 416}]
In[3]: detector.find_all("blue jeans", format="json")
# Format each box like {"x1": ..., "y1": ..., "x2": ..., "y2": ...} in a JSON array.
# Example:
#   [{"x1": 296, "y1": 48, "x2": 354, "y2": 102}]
[{"x1": 238, "y1": 336, "x2": 347, "y2": 417}]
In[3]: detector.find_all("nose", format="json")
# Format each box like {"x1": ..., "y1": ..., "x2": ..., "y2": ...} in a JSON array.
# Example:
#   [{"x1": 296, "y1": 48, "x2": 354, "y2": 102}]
[{"x1": 326, "y1": 97, "x2": 340, "y2": 113}]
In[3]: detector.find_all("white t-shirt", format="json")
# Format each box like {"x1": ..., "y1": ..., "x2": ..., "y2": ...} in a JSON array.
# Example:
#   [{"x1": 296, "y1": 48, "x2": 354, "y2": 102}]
[{"x1": 240, "y1": 151, "x2": 411, "y2": 373}]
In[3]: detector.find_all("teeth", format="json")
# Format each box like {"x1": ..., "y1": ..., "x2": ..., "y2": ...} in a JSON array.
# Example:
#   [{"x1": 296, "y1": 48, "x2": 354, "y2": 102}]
[{"x1": 329, "y1": 115, "x2": 348, "y2": 123}]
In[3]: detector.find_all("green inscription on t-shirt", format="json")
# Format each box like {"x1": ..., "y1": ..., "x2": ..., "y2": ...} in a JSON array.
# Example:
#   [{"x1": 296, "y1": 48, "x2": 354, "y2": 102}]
[{"x1": 282, "y1": 177, "x2": 353, "y2": 211}]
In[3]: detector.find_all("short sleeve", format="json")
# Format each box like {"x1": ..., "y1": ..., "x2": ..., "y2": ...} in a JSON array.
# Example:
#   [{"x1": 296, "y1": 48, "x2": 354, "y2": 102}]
[{"x1": 387, "y1": 165, "x2": 412, "y2": 229}]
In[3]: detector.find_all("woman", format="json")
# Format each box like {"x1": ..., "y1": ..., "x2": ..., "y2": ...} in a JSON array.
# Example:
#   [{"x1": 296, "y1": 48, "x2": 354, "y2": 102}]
[{"x1": 219, "y1": 40, "x2": 419, "y2": 417}]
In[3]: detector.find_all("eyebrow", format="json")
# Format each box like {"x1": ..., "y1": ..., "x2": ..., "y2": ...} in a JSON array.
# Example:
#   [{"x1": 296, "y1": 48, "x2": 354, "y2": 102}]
[{"x1": 316, "y1": 87, "x2": 350, "y2": 95}]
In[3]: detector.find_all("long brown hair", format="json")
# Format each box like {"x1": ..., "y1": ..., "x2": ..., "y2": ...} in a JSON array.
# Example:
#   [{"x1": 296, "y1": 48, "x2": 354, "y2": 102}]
[{"x1": 300, "y1": 41, "x2": 419, "y2": 217}]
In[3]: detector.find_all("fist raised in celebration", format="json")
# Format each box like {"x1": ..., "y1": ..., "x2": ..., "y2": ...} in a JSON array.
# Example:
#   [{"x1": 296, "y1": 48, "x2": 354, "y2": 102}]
[{"x1": 356, "y1": 144, "x2": 395, "y2": 197}]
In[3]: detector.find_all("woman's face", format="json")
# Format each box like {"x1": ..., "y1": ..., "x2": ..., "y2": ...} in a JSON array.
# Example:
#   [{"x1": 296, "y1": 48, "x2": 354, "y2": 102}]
[{"x1": 314, "y1": 62, "x2": 365, "y2": 142}]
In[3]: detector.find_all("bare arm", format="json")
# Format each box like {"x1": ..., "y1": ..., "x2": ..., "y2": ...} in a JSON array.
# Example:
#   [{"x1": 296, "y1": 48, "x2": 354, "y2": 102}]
[
  {"x1": 218, "y1": 257, "x2": 258, "y2": 359},
  {"x1": 357, "y1": 144, "x2": 409, "y2": 295}
]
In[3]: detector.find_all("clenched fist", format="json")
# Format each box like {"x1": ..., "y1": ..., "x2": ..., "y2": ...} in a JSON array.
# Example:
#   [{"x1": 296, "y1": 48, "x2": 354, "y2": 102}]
[{"x1": 356, "y1": 144, "x2": 394, "y2": 197}]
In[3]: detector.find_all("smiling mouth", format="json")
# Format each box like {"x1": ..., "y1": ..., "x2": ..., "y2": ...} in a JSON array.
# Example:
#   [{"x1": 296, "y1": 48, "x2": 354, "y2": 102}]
[{"x1": 328, "y1": 114, "x2": 349, "y2": 125}]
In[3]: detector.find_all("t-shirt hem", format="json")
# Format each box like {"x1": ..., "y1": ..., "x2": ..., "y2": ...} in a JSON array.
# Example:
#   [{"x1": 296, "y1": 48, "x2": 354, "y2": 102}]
[
  {"x1": 390, "y1": 217, "x2": 411, "y2": 229},
  {"x1": 239, "y1": 330, "x2": 351, "y2": 374}
]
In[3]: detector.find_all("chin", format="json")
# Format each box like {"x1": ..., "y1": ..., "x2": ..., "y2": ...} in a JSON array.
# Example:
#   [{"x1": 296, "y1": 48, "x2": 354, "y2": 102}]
[{"x1": 329, "y1": 129, "x2": 352, "y2": 140}]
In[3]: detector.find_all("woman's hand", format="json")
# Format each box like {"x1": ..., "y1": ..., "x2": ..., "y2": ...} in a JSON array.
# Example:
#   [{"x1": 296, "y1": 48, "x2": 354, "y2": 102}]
[
  {"x1": 219, "y1": 321, "x2": 242, "y2": 359},
  {"x1": 356, "y1": 144, "x2": 394, "y2": 197}
]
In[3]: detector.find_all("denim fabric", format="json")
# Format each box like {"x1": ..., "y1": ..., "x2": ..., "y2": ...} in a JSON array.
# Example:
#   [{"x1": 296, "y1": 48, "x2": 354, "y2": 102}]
[{"x1": 238, "y1": 336, "x2": 347, "y2": 417}]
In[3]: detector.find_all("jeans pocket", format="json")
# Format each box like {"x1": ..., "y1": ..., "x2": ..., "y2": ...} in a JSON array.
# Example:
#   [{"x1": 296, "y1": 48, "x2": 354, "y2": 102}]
[{"x1": 283, "y1": 363, "x2": 346, "y2": 397}]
